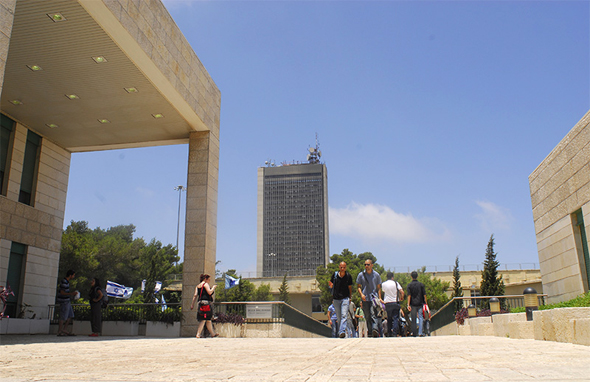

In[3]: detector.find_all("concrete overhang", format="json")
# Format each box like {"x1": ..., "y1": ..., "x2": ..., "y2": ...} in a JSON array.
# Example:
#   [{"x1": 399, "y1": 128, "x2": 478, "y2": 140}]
[{"x1": 1, "y1": 0, "x2": 214, "y2": 152}]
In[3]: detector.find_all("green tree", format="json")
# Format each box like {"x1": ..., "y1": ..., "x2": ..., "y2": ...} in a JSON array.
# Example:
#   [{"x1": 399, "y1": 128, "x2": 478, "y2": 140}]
[
  {"x1": 480, "y1": 234, "x2": 505, "y2": 309},
  {"x1": 452, "y1": 256, "x2": 463, "y2": 312},
  {"x1": 253, "y1": 283, "x2": 273, "y2": 301},
  {"x1": 59, "y1": 221, "x2": 179, "y2": 302},
  {"x1": 139, "y1": 239, "x2": 179, "y2": 303},
  {"x1": 278, "y1": 273, "x2": 291, "y2": 304}
]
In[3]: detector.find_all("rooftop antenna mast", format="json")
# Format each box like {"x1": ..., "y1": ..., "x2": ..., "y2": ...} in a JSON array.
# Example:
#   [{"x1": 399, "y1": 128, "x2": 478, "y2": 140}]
[{"x1": 307, "y1": 133, "x2": 322, "y2": 164}]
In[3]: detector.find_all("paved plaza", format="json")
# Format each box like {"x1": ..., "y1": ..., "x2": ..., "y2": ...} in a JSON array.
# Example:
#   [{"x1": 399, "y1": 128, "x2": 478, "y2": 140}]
[{"x1": 1, "y1": 335, "x2": 589, "y2": 381}]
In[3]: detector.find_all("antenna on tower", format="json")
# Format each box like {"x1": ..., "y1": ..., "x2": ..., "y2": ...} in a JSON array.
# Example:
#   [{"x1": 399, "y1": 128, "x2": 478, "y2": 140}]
[{"x1": 307, "y1": 133, "x2": 322, "y2": 164}]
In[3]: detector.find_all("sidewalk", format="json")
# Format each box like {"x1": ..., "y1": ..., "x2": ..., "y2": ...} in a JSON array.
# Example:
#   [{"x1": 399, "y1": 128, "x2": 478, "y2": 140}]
[{"x1": 1, "y1": 335, "x2": 589, "y2": 381}]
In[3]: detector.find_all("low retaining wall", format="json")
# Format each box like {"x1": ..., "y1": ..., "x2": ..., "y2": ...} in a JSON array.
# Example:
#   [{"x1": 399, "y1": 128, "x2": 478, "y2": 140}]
[
  {"x1": 215, "y1": 322, "x2": 326, "y2": 338},
  {"x1": 432, "y1": 308, "x2": 589, "y2": 346},
  {"x1": 1, "y1": 318, "x2": 50, "y2": 334}
]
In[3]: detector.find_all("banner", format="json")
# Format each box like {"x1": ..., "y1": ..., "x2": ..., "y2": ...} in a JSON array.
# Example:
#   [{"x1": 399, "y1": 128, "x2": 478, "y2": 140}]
[
  {"x1": 225, "y1": 274, "x2": 239, "y2": 289},
  {"x1": 106, "y1": 280, "x2": 133, "y2": 299}
]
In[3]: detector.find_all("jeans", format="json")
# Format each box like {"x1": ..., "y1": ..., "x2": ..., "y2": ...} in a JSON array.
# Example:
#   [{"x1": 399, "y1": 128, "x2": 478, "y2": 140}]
[
  {"x1": 385, "y1": 302, "x2": 400, "y2": 337},
  {"x1": 361, "y1": 300, "x2": 378, "y2": 336},
  {"x1": 332, "y1": 297, "x2": 350, "y2": 336},
  {"x1": 331, "y1": 319, "x2": 338, "y2": 337},
  {"x1": 410, "y1": 306, "x2": 424, "y2": 337}
]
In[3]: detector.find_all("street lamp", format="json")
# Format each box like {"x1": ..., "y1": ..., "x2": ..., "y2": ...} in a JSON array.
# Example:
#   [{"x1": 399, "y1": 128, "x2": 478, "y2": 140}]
[
  {"x1": 523, "y1": 287, "x2": 539, "y2": 321},
  {"x1": 174, "y1": 185, "x2": 186, "y2": 263},
  {"x1": 489, "y1": 297, "x2": 501, "y2": 314}
]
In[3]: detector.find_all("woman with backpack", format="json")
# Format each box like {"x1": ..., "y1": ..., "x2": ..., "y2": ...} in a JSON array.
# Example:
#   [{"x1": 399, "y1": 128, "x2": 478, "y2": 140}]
[{"x1": 89, "y1": 278, "x2": 104, "y2": 337}]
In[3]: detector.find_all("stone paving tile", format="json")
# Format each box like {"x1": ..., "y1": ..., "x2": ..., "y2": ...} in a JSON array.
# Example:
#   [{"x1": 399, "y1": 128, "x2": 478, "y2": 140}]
[{"x1": 1, "y1": 335, "x2": 589, "y2": 381}]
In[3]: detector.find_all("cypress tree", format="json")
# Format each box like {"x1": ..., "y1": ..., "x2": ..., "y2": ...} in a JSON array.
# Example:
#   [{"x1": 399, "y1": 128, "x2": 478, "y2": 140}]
[
  {"x1": 480, "y1": 234, "x2": 505, "y2": 309},
  {"x1": 452, "y1": 256, "x2": 463, "y2": 312}
]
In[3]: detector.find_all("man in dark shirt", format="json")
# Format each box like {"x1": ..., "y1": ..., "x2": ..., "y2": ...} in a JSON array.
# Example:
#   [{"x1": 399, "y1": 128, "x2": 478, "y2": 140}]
[
  {"x1": 407, "y1": 271, "x2": 427, "y2": 337},
  {"x1": 57, "y1": 270, "x2": 77, "y2": 336},
  {"x1": 329, "y1": 262, "x2": 353, "y2": 338}
]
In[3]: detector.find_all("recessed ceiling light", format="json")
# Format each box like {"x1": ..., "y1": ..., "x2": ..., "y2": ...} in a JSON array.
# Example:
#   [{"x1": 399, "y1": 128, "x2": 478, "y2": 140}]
[
  {"x1": 124, "y1": 87, "x2": 138, "y2": 93},
  {"x1": 46, "y1": 123, "x2": 58, "y2": 128},
  {"x1": 92, "y1": 56, "x2": 108, "y2": 63},
  {"x1": 65, "y1": 94, "x2": 79, "y2": 100},
  {"x1": 152, "y1": 113, "x2": 164, "y2": 119},
  {"x1": 47, "y1": 13, "x2": 66, "y2": 22},
  {"x1": 98, "y1": 119, "x2": 110, "y2": 124},
  {"x1": 9, "y1": 100, "x2": 23, "y2": 105},
  {"x1": 26, "y1": 65, "x2": 42, "y2": 71}
]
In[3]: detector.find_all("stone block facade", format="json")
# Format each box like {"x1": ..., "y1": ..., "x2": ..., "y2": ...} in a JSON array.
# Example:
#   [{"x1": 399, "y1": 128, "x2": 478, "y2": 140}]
[
  {"x1": 0, "y1": 121, "x2": 71, "y2": 319},
  {"x1": 529, "y1": 110, "x2": 590, "y2": 303},
  {"x1": 1, "y1": 0, "x2": 220, "y2": 335}
]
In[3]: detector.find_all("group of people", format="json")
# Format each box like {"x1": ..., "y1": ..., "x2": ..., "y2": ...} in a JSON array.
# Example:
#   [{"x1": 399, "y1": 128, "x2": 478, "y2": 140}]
[
  {"x1": 327, "y1": 260, "x2": 429, "y2": 338},
  {"x1": 56, "y1": 269, "x2": 104, "y2": 337}
]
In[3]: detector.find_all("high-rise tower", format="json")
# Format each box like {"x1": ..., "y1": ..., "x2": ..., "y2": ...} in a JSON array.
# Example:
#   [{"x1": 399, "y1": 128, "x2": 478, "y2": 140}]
[{"x1": 257, "y1": 141, "x2": 329, "y2": 277}]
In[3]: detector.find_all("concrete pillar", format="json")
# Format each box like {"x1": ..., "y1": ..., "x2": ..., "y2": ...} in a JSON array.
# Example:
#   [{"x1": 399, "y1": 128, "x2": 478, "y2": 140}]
[
  {"x1": 0, "y1": 0, "x2": 16, "y2": 97},
  {"x1": 181, "y1": 130, "x2": 219, "y2": 337}
]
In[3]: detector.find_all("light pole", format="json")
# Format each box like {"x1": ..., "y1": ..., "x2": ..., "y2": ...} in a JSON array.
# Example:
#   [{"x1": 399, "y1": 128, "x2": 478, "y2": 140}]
[{"x1": 174, "y1": 185, "x2": 186, "y2": 265}]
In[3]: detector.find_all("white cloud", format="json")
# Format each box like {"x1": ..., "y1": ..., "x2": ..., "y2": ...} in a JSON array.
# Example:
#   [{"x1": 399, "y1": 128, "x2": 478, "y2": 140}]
[
  {"x1": 135, "y1": 187, "x2": 155, "y2": 198},
  {"x1": 329, "y1": 202, "x2": 450, "y2": 244},
  {"x1": 475, "y1": 200, "x2": 513, "y2": 232}
]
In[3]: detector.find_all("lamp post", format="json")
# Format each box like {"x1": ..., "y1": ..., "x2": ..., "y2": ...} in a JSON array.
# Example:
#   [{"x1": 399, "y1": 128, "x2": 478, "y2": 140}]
[
  {"x1": 489, "y1": 297, "x2": 501, "y2": 314},
  {"x1": 523, "y1": 287, "x2": 538, "y2": 321},
  {"x1": 174, "y1": 185, "x2": 186, "y2": 265},
  {"x1": 468, "y1": 304, "x2": 477, "y2": 318}
]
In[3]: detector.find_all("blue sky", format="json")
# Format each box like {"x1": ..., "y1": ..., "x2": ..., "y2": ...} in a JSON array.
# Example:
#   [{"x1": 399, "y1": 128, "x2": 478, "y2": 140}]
[{"x1": 64, "y1": 1, "x2": 590, "y2": 276}]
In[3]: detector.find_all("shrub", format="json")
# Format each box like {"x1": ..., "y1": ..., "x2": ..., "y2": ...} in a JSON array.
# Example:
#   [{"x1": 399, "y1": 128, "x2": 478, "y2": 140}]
[{"x1": 213, "y1": 312, "x2": 245, "y2": 326}]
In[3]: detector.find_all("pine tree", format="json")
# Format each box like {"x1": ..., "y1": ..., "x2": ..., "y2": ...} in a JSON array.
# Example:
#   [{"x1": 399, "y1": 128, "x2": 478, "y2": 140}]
[
  {"x1": 452, "y1": 256, "x2": 463, "y2": 312},
  {"x1": 278, "y1": 273, "x2": 291, "y2": 305},
  {"x1": 480, "y1": 234, "x2": 505, "y2": 309}
]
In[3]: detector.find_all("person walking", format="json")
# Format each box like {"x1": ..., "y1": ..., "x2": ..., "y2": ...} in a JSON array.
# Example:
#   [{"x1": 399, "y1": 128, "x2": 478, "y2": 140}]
[
  {"x1": 190, "y1": 274, "x2": 219, "y2": 338},
  {"x1": 88, "y1": 278, "x2": 104, "y2": 337},
  {"x1": 355, "y1": 304, "x2": 367, "y2": 337},
  {"x1": 57, "y1": 270, "x2": 77, "y2": 336},
  {"x1": 407, "y1": 271, "x2": 428, "y2": 337},
  {"x1": 380, "y1": 272, "x2": 404, "y2": 337},
  {"x1": 328, "y1": 262, "x2": 353, "y2": 338},
  {"x1": 356, "y1": 259, "x2": 382, "y2": 337},
  {"x1": 327, "y1": 303, "x2": 338, "y2": 338}
]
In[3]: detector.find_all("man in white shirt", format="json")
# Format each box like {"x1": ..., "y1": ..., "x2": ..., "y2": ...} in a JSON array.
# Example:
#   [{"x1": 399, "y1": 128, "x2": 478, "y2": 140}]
[{"x1": 380, "y1": 271, "x2": 404, "y2": 337}]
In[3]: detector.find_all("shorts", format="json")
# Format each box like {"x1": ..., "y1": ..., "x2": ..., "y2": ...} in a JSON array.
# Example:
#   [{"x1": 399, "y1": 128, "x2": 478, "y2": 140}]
[{"x1": 59, "y1": 300, "x2": 74, "y2": 320}]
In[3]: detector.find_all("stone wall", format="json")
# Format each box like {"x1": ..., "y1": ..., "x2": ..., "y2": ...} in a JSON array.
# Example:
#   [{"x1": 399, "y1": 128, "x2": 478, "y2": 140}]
[
  {"x1": 0, "y1": 122, "x2": 71, "y2": 319},
  {"x1": 529, "y1": 110, "x2": 590, "y2": 303},
  {"x1": 433, "y1": 308, "x2": 589, "y2": 346}
]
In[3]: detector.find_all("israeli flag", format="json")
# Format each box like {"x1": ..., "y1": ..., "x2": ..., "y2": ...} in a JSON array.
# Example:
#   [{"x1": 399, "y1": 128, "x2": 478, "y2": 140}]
[
  {"x1": 141, "y1": 279, "x2": 146, "y2": 293},
  {"x1": 161, "y1": 294, "x2": 167, "y2": 312},
  {"x1": 225, "y1": 274, "x2": 239, "y2": 289},
  {"x1": 106, "y1": 280, "x2": 133, "y2": 299},
  {"x1": 154, "y1": 281, "x2": 162, "y2": 293}
]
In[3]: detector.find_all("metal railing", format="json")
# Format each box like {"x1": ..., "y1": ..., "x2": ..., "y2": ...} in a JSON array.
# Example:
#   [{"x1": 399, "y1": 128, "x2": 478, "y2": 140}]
[
  {"x1": 215, "y1": 301, "x2": 331, "y2": 338},
  {"x1": 429, "y1": 295, "x2": 547, "y2": 333},
  {"x1": 48, "y1": 303, "x2": 181, "y2": 324}
]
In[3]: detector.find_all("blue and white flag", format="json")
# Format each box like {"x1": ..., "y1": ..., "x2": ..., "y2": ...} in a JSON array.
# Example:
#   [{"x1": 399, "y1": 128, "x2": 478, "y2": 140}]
[
  {"x1": 154, "y1": 281, "x2": 162, "y2": 293},
  {"x1": 225, "y1": 274, "x2": 239, "y2": 289},
  {"x1": 141, "y1": 279, "x2": 146, "y2": 293},
  {"x1": 106, "y1": 280, "x2": 133, "y2": 299},
  {"x1": 161, "y1": 294, "x2": 167, "y2": 312}
]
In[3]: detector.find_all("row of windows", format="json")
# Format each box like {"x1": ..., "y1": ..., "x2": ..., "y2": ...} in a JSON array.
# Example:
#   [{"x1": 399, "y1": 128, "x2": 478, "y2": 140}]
[{"x1": 0, "y1": 114, "x2": 41, "y2": 206}]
